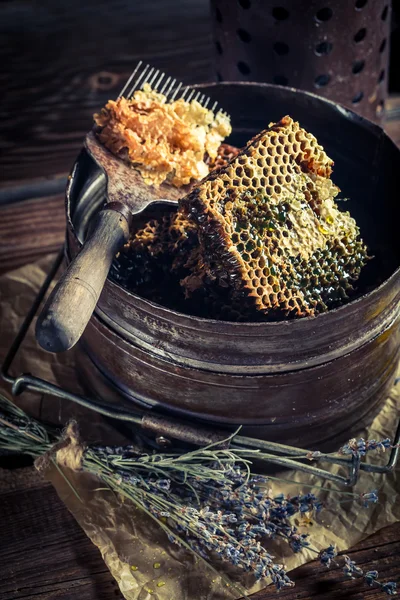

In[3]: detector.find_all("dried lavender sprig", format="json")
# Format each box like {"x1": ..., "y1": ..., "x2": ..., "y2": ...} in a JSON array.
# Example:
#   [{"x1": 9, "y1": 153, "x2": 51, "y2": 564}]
[
  {"x1": 342, "y1": 555, "x2": 397, "y2": 596},
  {"x1": 0, "y1": 394, "x2": 396, "y2": 596},
  {"x1": 84, "y1": 450, "x2": 297, "y2": 590},
  {"x1": 277, "y1": 437, "x2": 394, "y2": 461},
  {"x1": 317, "y1": 546, "x2": 397, "y2": 596},
  {"x1": 0, "y1": 396, "x2": 55, "y2": 456}
]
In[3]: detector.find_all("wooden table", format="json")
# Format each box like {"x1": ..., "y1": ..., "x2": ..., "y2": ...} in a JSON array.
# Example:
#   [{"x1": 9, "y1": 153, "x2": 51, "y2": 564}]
[{"x1": 1, "y1": 2, "x2": 400, "y2": 598}]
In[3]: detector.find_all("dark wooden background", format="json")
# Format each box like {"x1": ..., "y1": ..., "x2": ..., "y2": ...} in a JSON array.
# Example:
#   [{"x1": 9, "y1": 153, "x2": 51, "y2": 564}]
[
  {"x1": 0, "y1": 0, "x2": 214, "y2": 185},
  {"x1": 1, "y1": 1, "x2": 400, "y2": 599}
]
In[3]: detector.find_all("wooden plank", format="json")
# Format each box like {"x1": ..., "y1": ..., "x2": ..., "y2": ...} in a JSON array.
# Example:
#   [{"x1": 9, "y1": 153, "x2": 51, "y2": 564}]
[
  {"x1": 0, "y1": 483, "x2": 122, "y2": 600},
  {"x1": 0, "y1": 468, "x2": 399, "y2": 600},
  {"x1": 0, "y1": 193, "x2": 65, "y2": 274}
]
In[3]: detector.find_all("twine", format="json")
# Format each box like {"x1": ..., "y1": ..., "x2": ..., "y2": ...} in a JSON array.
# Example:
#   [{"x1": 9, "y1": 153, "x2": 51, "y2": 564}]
[{"x1": 35, "y1": 421, "x2": 85, "y2": 472}]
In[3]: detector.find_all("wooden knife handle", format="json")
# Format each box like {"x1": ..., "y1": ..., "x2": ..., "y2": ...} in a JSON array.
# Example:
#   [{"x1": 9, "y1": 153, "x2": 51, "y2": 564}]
[{"x1": 36, "y1": 205, "x2": 130, "y2": 353}]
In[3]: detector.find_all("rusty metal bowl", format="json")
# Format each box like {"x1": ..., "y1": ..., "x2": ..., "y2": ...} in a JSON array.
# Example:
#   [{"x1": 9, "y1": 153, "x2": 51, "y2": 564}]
[{"x1": 66, "y1": 82, "x2": 400, "y2": 449}]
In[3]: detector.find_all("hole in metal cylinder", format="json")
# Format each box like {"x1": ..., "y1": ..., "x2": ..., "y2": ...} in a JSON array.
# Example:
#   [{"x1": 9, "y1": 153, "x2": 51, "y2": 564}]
[
  {"x1": 237, "y1": 61, "x2": 251, "y2": 75},
  {"x1": 238, "y1": 0, "x2": 251, "y2": 8},
  {"x1": 272, "y1": 7, "x2": 289, "y2": 20},
  {"x1": 215, "y1": 7, "x2": 223, "y2": 23},
  {"x1": 215, "y1": 41, "x2": 223, "y2": 55},
  {"x1": 315, "y1": 41, "x2": 333, "y2": 56},
  {"x1": 352, "y1": 91, "x2": 364, "y2": 104},
  {"x1": 379, "y1": 38, "x2": 387, "y2": 53},
  {"x1": 273, "y1": 75, "x2": 288, "y2": 85},
  {"x1": 314, "y1": 74, "x2": 331, "y2": 87},
  {"x1": 315, "y1": 7, "x2": 333, "y2": 22},
  {"x1": 237, "y1": 28, "x2": 252, "y2": 43},
  {"x1": 381, "y1": 5, "x2": 388, "y2": 20},
  {"x1": 352, "y1": 59, "x2": 365, "y2": 74},
  {"x1": 273, "y1": 41, "x2": 289, "y2": 55},
  {"x1": 355, "y1": 0, "x2": 368, "y2": 9},
  {"x1": 378, "y1": 69, "x2": 385, "y2": 83},
  {"x1": 354, "y1": 27, "x2": 367, "y2": 43}
]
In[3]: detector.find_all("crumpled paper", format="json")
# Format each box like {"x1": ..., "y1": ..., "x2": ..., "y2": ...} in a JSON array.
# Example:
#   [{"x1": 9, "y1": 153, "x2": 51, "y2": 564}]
[{"x1": 1, "y1": 255, "x2": 399, "y2": 599}]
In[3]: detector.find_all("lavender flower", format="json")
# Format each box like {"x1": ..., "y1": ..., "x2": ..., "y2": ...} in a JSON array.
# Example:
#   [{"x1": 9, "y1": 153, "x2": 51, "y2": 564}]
[
  {"x1": 319, "y1": 544, "x2": 337, "y2": 568},
  {"x1": 306, "y1": 450, "x2": 322, "y2": 460},
  {"x1": 366, "y1": 439, "x2": 392, "y2": 452},
  {"x1": 340, "y1": 438, "x2": 392, "y2": 457},
  {"x1": 382, "y1": 582, "x2": 397, "y2": 596},
  {"x1": 343, "y1": 555, "x2": 364, "y2": 578},
  {"x1": 288, "y1": 530, "x2": 310, "y2": 553},
  {"x1": 297, "y1": 493, "x2": 323, "y2": 513},
  {"x1": 360, "y1": 490, "x2": 379, "y2": 507},
  {"x1": 269, "y1": 564, "x2": 295, "y2": 591},
  {"x1": 155, "y1": 479, "x2": 171, "y2": 491},
  {"x1": 365, "y1": 570, "x2": 379, "y2": 586}
]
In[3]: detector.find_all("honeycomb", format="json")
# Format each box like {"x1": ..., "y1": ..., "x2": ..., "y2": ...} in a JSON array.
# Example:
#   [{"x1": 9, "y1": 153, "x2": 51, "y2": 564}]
[
  {"x1": 181, "y1": 116, "x2": 368, "y2": 318},
  {"x1": 206, "y1": 142, "x2": 240, "y2": 172},
  {"x1": 94, "y1": 85, "x2": 232, "y2": 187},
  {"x1": 111, "y1": 143, "x2": 241, "y2": 314}
]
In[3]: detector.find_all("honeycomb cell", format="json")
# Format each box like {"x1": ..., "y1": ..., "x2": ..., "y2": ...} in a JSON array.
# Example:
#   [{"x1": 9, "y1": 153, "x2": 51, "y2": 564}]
[{"x1": 235, "y1": 166, "x2": 244, "y2": 177}]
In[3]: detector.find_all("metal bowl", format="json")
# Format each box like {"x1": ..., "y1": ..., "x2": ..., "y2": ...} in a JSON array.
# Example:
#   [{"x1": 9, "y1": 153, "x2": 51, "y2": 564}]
[{"x1": 65, "y1": 83, "x2": 400, "y2": 448}]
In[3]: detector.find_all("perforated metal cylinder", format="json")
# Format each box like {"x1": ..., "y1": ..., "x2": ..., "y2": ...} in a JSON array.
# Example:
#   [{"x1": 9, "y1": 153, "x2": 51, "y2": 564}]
[{"x1": 211, "y1": 0, "x2": 391, "y2": 123}]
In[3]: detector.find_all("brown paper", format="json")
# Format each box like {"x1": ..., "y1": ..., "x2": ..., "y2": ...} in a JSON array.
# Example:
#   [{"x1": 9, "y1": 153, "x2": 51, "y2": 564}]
[{"x1": 1, "y1": 255, "x2": 399, "y2": 599}]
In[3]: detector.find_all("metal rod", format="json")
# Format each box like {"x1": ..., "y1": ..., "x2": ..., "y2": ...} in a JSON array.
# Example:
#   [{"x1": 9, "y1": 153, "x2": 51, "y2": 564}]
[
  {"x1": 127, "y1": 64, "x2": 151, "y2": 97},
  {"x1": 230, "y1": 445, "x2": 351, "y2": 485},
  {"x1": 11, "y1": 373, "x2": 142, "y2": 425},
  {"x1": 1, "y1": 249, "x2": 64, "y2": 384}
]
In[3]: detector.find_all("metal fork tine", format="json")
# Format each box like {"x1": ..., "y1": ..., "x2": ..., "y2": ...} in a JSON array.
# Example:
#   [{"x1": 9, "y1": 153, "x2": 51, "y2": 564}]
[
  {"x1": 118, "y1": 64, "x2": 226, "y2": 116},
  {"x1": 159, "y1": 76, "x2": 172, "y2": 95},
  {"x1": 180, "y1": 86, "x2": 190, "y2": 100},
  {"x1": 139, "y1": 66, "x2": 155, "y2": 89},
  {"x1": 147, "y1": 69, "x2": 160, "y2": 89},
  {"x1": 119, "y1": 61, "x2": 143, "y2": 98},
  {"x1": 169, "y1": 82, "x2": 183, "y2": 102},
  {"x1": 128, "y1": 64, "x2": 151, "y2": 97},
  {"x1": 127, "y1": 63, "x2": 150, "y2": 97},
  {"x1": 164, "y1": 78, "x2": 177, "y2": 99},
  {"x1": 153, "y1": 72, "x2": 165, "y2": 92}
]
